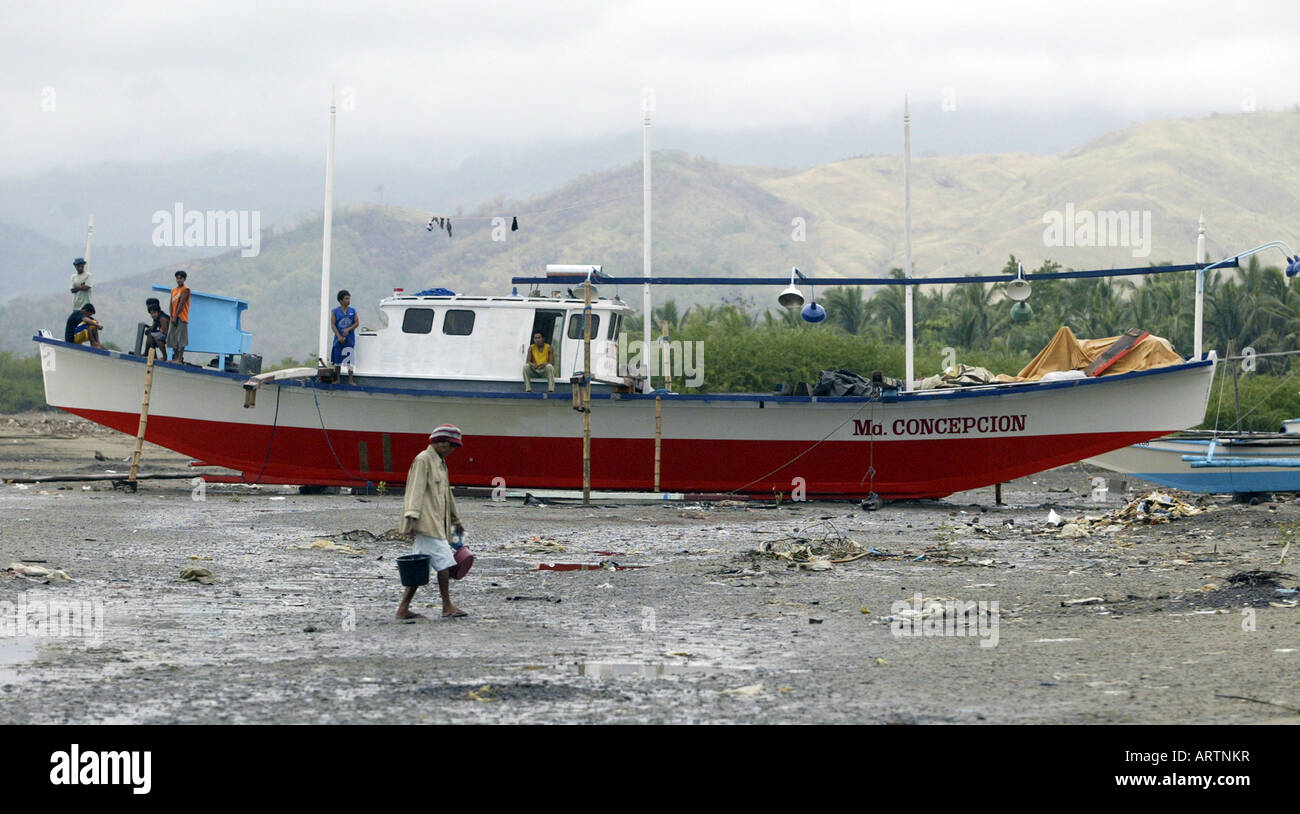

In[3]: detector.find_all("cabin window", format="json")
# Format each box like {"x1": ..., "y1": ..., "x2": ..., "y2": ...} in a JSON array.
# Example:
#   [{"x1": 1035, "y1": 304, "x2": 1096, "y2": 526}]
[
  {"x1": 402, "y1": 308, "x2": 434, "y2": 334},
  {"x1": 607, "y1": 314, "x2": 621, "y2": 340},
  {"x1": 443, "y1": 310, "x2": 476, "y2": 336},
  {"x1": 567, "y1": 313, "x2": 600, "y2": 339}
]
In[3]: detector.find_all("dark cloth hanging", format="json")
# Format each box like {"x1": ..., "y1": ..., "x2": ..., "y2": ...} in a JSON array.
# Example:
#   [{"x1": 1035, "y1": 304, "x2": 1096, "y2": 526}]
[{"x1": 425, "y1": 216, "x2": 453, "y2": 237}]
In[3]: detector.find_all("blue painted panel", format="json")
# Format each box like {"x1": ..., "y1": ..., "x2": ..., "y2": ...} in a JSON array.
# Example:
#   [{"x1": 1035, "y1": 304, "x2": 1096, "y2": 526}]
[{"x1": 152, "y1": 284, "x2": 252, "y2": 356}]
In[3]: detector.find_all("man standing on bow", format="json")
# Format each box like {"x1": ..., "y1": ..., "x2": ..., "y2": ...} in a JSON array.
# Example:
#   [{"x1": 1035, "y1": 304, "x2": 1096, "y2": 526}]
[
  {"x1": 70, "y1": 258, "x2": 92, "y2": 310},
  {"x1": 397, "y1": 424, "x2": 468, "y2": 620}
]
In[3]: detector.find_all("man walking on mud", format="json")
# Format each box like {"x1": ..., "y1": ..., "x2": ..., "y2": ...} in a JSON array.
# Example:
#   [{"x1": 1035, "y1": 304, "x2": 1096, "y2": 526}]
[{"x1": 397, "y1": 424, "x2": 468, "y2": 620}]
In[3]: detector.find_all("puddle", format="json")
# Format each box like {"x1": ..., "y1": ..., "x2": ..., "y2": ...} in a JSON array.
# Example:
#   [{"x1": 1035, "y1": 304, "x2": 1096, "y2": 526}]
[
  {"x1": 0, "y1": 637, "x2": 38, "y2": 684},
  {"x1": 574, "y1": 661, "x2": 746, "y2": 678}
]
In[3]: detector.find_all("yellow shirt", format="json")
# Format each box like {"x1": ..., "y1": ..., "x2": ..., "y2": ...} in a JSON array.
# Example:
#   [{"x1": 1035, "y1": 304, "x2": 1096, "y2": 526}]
[{"x1": 528, "y1": 343, "x2": 552, "y2": 366}]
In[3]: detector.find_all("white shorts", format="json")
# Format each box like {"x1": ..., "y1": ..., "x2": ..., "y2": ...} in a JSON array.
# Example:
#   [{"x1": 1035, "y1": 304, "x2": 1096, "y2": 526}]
[{"x1": 412, "y1": 535, "x2": 456, "y2": 573}]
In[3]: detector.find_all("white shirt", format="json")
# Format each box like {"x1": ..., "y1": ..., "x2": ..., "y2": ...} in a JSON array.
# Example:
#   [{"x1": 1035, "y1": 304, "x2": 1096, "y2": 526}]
[{"x1": 71, "y1": 270, "x2": 92, "y2": 309}]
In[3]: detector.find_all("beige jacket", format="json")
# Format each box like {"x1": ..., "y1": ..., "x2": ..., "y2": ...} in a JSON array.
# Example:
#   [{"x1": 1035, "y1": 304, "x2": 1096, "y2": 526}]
[{"x1": 401, "y1": 447, "x2": 461, "y2": 539}]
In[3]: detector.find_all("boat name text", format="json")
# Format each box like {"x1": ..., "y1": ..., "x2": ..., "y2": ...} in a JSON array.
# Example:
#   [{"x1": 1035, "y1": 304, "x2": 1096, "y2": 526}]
[{"x1": 853, "y1": 414, "x2": 1027, "y2": 437}]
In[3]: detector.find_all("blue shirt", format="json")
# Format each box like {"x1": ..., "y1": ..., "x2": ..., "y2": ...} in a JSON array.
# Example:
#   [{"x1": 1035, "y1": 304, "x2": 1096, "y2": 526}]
[{"x1": 332, "y1": 306, "x2": 357, "y2": 347}]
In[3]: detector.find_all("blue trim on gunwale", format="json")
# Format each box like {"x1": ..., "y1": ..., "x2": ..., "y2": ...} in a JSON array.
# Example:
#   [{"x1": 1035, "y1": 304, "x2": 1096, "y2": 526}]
[{"x1": 32, "y1": 334, "x2": 1214, "y2": 406}]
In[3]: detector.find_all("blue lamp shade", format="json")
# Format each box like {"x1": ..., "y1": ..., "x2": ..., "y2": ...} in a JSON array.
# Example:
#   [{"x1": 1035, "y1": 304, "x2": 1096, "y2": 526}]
[{"x1": 801, "y1": 301, "x2": 827, "y2": 323}]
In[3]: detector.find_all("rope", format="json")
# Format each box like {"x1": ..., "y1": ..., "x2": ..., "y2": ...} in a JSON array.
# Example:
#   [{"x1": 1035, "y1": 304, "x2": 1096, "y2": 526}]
[
  {"x1": 725, "y1": 397, "x2": 879, "y2": 496},
  {"x1": 239, "y1": 385, "x2": 282, "y2": 485},
  {"x1": 311, "y1": 384, "x2": 372, "y2": 485}
]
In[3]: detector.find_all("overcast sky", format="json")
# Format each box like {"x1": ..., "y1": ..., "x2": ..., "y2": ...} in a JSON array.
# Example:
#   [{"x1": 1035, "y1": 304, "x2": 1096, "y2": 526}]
[{"x1": 3, "y1": 0, "x2": 1297, "y2": 177}]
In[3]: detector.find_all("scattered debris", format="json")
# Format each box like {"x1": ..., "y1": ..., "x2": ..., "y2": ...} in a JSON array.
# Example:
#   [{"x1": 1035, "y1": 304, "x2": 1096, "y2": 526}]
[
  {"x1": 522, "y1": 537, "x2": 567, "y2": 554},
  {"x1": 466, "y1": 685, "x2": 499, "y2": 702},
  {"x1": 1061, "y1": 597, "x2": 1105, "y2": 607},
  {"x1": 179, "y1": 567, "x2": 215, "y2": 585},
  {"x1": 718, "y1": 683, "x2": 764, "y2": 698},
  {"x1": 750, "y1": 520, "x2": 881, "y2": 571},
  {"x1": 327, "y1": 530, "x2": 403, "y2": 540},
  {"x1": 1226, "y1": 570, "x2": 1295, "y2": 587},
  {"x1": 297, "y1": 539, "x2": 369, "y2": 555},
  {"x1": 1214, "y1": 694, "x2": 1300, "y2": 715},
  {"x1": 1108, "y1": 491, "x2": 1203, "y2": 525},
  {"x1": 7, "y1": 562, "x2": 71, "y2": 581},
  {"x1": 536, "y1": 561, "x2": 644, "y2": 571},
  {"x1": 505, "y1": 595, "x2": 562, "y2": 603}
]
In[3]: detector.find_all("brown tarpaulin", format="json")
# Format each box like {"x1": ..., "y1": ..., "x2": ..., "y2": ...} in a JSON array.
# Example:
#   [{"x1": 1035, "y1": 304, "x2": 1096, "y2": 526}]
[{"x1": 1014, "y1": 326, "x2": 1184, "y2": 381}]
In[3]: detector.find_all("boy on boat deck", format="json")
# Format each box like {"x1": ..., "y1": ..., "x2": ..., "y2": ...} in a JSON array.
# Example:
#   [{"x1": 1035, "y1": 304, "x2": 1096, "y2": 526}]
[
  {"x1": 397, "y1": 424, "x2": 468, "y2": 620},
  {"x1": 64, "y1": 303, "x2": 104, "y2": 348}
]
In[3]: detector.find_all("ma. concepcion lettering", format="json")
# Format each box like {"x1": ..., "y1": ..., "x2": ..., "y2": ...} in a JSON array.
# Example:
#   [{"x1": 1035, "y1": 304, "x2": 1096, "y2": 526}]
[{"x1": 853, "y1": 414, "x2": 1026, "y2": 437}]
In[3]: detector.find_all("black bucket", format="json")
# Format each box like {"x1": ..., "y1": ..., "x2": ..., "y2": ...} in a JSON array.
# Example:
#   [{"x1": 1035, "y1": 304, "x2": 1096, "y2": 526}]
[{"x1": 396, "y1": 553, "x2": 431, "y2": 587}]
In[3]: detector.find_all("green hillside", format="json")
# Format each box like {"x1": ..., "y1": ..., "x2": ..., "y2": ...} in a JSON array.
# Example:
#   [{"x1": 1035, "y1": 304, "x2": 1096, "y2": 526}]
[{"x1": 3, "y1": 109, "x2": 1298, "y2": 364}]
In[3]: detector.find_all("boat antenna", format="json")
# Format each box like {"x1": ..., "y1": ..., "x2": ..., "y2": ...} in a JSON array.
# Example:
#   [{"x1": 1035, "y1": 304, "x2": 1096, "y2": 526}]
[
  {"x1": 642, "y1": 88, "x2": 654, "y2": 393},
  {"x1": 903, "y1": 96, "x2": 915, "y2": 391},
  {"x1": 319, "y1": 86, "x2": 337, "y2": 364}
]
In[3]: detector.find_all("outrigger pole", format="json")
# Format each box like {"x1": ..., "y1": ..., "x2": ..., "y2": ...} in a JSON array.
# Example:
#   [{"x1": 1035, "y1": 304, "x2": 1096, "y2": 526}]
[
  {"x1": 319, "y1": 86, "x2": 337, "y2": 364},
  {"x1": 515, "y1": 259, "x2": 1244, "y2": 288}
]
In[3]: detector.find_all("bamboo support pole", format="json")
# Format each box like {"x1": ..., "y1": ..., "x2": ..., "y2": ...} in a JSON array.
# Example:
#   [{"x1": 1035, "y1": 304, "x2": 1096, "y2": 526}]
[
  {"x1": 654, "y1": 395, "x2": 662, "y2": 492},
  {"x1": 127, "y1": 347, "x2": 157, "y2": 485}
]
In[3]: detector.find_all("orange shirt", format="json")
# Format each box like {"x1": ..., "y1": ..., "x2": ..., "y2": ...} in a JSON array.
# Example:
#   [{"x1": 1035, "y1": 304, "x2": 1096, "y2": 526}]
[{"x1": 171, "y1": 285, "x2": 190, "y2": 323}]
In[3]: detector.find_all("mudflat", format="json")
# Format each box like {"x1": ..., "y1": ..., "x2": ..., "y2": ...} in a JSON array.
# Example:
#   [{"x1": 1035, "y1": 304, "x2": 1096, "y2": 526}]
[{"x1": 2, "y1": 412, "x2": 1298, "y2": 724}]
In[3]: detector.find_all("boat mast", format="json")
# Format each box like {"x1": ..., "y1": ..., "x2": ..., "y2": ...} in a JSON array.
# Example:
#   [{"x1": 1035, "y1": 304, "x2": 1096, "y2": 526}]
[
  {"x1": 903, "y1": 97, "x2": 915, "y2": 391},
  {"x1": 319, "y1": 87, "x2": 337, "y2": 364},
  {"x1": 642, "y1": 92, "x2": 653, "y2": 392},
  {"x1": 83, "y1": 215, "x2": 94, "y2": 270},
  {"x1": 1194, "y1": 213, "x2": 1205, "y2": 359}
]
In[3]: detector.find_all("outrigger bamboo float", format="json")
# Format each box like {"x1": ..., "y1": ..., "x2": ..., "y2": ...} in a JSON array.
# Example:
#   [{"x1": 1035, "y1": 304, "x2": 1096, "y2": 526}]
[{"x1": 35, "y1": 96, "x2": 1300, "y2": 500}]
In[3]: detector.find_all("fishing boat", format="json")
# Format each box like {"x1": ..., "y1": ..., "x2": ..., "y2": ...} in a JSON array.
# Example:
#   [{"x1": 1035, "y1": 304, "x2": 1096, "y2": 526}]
[
  {"x1": 1085, "y1": 431, "x2": 1300, "y2": 495},
  {"x1": 33, "y1": 98, "x2": 1299, "y2": 500},
  {"x1": 35, "y1": 273, "x2": 1227, "y2": 499}
]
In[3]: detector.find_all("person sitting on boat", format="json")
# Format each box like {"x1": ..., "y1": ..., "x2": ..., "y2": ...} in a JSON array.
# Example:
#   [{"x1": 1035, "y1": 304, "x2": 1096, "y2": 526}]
[
  {"x1": 64, "y1": 303, "x2": 104, "y2": 348},
  {"x1": 523, "y1": 331, "x2": 555, "y2": 393},
  {"x1": 168, "y1": 270, "x2": 190, "y2": 363},
  {"x1": 397, "y1": 424, "x2": 468, "y2": 620},
  {"x1": 330, "y1": 289, "x2": 357, "y2": 385},
  {"x1": 144, "y1": 298, "x2": 170, "y2": 356}
]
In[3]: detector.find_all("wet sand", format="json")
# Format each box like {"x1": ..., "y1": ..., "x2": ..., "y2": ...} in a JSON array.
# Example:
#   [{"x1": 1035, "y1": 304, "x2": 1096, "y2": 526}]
[{"x1": 2, "y1": 412, "x2": 1298, "y2": 724}]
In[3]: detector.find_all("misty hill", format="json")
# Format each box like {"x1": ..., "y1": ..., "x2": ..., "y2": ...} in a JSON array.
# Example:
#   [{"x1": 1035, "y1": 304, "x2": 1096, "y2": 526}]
[{"x1": 3, "y1": 109, "x2": 1297, "y2": 364}]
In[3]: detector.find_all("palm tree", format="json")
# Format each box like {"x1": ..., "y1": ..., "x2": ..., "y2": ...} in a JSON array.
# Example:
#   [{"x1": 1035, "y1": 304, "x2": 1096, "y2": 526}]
[{"x1": 822, "y1": 287, "x2": 869, "y2": 335}]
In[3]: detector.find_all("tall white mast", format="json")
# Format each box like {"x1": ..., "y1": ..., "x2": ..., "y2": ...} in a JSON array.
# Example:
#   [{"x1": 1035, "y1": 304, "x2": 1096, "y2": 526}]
[
  {"x1": 1194, "y1": 213, "x2": 1205, "y2": 359},
  {"x1": 83, "y1": 215, "x2": 94, "y2": 268},
  {"x1": 903, "y1": 97, "x2": 915, "y2": 391},
  {"x1": 319, "y1": 86, "x2": 337, "y2": 364},
  {"x1": 642, "y1": 92, "x2": 653, "y2": 392}
]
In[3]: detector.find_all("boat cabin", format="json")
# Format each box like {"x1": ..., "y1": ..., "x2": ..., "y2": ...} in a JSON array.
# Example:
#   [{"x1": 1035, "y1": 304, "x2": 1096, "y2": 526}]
[{"x1": 351, "y1": 291, "x2": 636, "y2": 390}]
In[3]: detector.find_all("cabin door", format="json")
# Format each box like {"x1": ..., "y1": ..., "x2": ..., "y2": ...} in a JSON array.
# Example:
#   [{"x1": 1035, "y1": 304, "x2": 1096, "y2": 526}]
[{"x1": 530, "y1": 309, "x2": 565, "y2": 376}]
